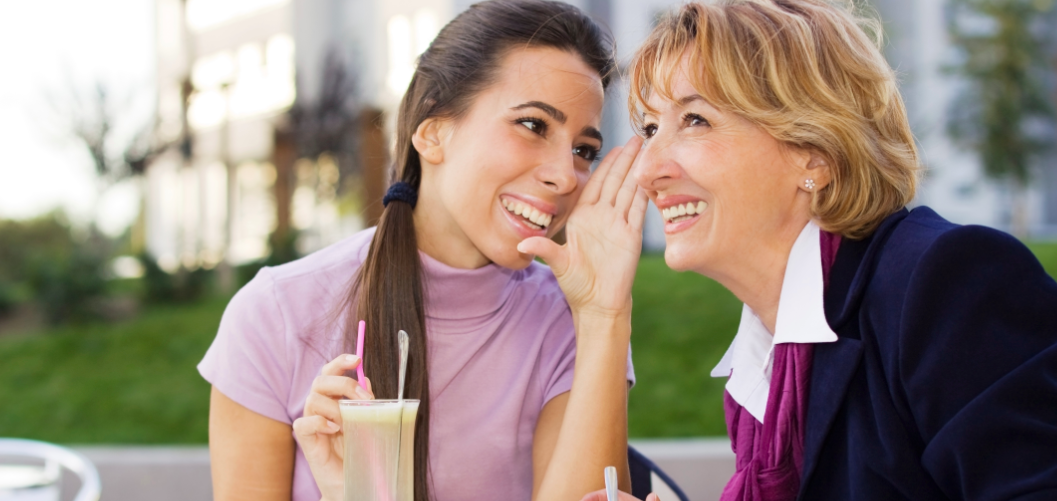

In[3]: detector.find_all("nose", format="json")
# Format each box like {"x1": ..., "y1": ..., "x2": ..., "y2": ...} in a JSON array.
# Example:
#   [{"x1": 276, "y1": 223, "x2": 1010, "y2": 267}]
[
  {"x1": 535, "y1": 150, "x2": 579, "y2": 195},
  {"x1": 633, "y1": 138, "x2": 682, "y2": 191}
]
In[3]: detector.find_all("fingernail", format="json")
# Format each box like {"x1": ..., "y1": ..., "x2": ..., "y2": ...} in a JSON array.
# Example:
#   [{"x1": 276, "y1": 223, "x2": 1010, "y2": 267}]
[
  {"x1": 517, "y1": 242, "x2": 526, "y2": 253},
  {"x1": 328, "y1": 420, "x2": 340, "y2": 432},
  {"x1": 345, "y1": 355, "x2": 359, "y2": 363}
]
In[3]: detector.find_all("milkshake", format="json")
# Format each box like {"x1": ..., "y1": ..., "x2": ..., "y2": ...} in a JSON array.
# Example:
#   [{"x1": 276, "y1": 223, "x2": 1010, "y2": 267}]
[{"x1": 340, "y1": 400, "x2": 419, "y2": 501}]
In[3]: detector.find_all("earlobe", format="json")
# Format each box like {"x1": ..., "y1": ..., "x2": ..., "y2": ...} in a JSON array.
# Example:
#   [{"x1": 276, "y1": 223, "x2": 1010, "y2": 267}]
[
  {"x1": 803, "y1": 151, "x2": 832, "y2": 191},
  {"x1": 412, "y1": 118, "x2": 448, "y2": 165}
]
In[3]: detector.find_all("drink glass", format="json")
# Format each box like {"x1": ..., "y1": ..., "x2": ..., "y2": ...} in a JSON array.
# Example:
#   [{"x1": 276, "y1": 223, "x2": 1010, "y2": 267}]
[
  {"x1": 396, "y1": 400, "x2": 419, "y2": 501},
  {"x1": 340, "y1": 400, "x2": 419, "y2": 501}
]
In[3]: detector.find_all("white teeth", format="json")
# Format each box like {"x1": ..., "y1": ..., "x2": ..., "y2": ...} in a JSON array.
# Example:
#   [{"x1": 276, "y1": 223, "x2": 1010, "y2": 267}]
[
  {"x1": 501, "y1": 197, "x2": 551, "y2": 228},
  {"x1": 663, "y1": 201, "x2": 708, "y2": 222}
]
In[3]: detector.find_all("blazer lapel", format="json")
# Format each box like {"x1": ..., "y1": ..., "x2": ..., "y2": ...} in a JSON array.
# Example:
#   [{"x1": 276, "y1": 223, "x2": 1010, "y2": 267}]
[
  {"x1": 800, "y1": 336, "x2": 863, "y2": 494},
  {"x1": 798, "y1": 208, "x2": 910, "y2": 496}
]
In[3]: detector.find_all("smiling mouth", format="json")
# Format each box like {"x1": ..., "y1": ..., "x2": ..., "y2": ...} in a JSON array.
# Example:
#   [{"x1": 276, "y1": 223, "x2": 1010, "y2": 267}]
[
  {"x1": 501, "y1": 196, "x2": 554, "y2": 230},
  {"x1": 662, "y1": 201, "x2": 708, "y2": 224}
]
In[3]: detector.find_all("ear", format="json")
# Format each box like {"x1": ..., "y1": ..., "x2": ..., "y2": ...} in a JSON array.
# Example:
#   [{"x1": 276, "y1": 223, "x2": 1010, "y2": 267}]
[
  {"x1": 799, "y1": 149, "x2": 832, "y2": 193},
  {"x1": 411, "y1": 117, "x2": 450, "y2": 166}
]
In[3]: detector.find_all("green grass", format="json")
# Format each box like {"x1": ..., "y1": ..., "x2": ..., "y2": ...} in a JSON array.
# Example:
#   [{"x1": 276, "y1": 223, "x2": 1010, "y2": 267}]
[
  {"x1": 1026, "y1": 242, "x2": 1057, "y2": 277},
  {"x1": 627, "y1": 256, "x2": 740, "y2": 437},
  {"x1": 1, "y1": 243, "x2": 1055, "y2": 443},
  {"x1": 0, "y1": 296, "x2": 229, "y2": 443}
]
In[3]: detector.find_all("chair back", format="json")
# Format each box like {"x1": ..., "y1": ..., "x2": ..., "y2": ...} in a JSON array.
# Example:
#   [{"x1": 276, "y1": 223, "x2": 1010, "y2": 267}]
[
  {"x1": 0, "y1": 439, "x2": 100, "y2": 501},
  {"x1": 628, "y1": 445, "x2": 689, "y2": 501}
]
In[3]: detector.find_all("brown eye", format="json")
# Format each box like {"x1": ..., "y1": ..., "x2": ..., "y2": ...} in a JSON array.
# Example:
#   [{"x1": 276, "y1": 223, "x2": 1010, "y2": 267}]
[
  {"x1": 640, "y1": 123, "x2": 658, "y2": 139},
  {"x1": 684, "y1": 113, "x2": 710, "y2": 127},
  {"x1": 573, "y1": 145, "x2": 599, "y2": 161},
  {"x1": 517, "y1": 118, "x2": 547, "y2": 135}
]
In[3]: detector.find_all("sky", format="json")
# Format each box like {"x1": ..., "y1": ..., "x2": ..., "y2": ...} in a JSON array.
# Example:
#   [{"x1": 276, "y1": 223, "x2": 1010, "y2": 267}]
[{"x1": 0, "y1": 0, "x2": 154, "y2": 235}]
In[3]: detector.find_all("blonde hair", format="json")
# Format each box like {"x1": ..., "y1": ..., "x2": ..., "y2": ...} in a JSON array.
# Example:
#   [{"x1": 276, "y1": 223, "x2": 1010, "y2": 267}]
[{"x1": 629, "y1": 0, "x2": 919, "y2": 239}]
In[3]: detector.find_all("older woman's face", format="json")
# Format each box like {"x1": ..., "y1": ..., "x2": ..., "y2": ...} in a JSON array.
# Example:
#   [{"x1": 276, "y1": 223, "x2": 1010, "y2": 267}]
[{"x1": 633, "y1": 62, "x2": 818, "y2": 277}]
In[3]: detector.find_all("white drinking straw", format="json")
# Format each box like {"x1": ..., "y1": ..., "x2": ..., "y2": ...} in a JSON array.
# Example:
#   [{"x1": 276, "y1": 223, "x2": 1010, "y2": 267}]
[
  {"x1": 395, "y1": 330, "x2": 411, "y2": 499},
  {"x1": 397, "y1": 330, "x2": 409, "y2": 401},
  {"x1": 605, "y1": 466, "x2": 618, "y2": 501}
]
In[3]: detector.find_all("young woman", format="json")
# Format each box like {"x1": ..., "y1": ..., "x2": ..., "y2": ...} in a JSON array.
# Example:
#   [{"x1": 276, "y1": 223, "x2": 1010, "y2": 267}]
[{"x1": 199, "y1": 1, "x2": 649, "y2": 500}]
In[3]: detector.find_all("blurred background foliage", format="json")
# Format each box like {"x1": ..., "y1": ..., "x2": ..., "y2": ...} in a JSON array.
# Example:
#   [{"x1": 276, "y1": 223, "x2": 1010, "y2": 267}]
[{"x1": 0, "y1": 213, "x2": 110, "y2": 325}]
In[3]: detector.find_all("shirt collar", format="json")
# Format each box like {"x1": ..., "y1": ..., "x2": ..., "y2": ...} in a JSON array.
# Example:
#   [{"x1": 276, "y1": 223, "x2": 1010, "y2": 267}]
[{"x1": 710, "y1": 221, "x2": 839, "y2": 421}]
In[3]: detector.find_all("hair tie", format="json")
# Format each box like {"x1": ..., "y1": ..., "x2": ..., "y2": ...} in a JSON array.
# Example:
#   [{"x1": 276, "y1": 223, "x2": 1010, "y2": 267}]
[{"x1": 383, "y1": 181, "x2": 418, "y2": 209}]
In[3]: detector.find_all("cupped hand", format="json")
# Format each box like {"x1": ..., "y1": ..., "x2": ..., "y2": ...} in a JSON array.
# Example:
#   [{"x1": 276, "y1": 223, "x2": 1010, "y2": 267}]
[
  {"x1": 518, "y1": 136, "x2": 648, "y2": 319},
  {"x1": 292, "y1": 354, "x2": 374, "y2": 501},
  {"x1": 580, "y1": 489, "x2": 661, "y2": 501}
]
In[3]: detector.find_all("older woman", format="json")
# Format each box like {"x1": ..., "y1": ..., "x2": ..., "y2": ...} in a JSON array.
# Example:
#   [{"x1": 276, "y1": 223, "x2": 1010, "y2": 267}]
[{"x1": 589, "y1": 0, "x2": 1057, "y2": 500}]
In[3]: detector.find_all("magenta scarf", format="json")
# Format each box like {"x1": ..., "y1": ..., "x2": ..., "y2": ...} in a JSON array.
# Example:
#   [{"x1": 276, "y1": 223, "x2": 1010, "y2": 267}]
[{"x1": 719, "y1": 231, "x2": 841, "y2": 501}]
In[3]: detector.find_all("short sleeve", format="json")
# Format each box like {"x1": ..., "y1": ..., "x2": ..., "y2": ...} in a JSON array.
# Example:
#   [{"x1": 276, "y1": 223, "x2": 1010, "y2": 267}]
[
  {"x1": 538, "y1": 306, "x2": 637, "y2": 406},
  {"x1": 899, "y1": 226, "x2": 1057, "y2": 499},
  {"x1": 198, "y1": 268, "x2": 294, "y2": 424}
]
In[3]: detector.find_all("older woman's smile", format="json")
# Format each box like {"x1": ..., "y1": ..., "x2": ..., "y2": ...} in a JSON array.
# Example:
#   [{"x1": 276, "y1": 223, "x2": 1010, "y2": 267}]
[{"x1": 656, "y1": 196, "x2": 709, "y2": 233}]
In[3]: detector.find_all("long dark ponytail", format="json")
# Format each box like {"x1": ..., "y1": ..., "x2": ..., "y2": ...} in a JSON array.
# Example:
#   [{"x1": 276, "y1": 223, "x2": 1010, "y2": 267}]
[{"x1": 347, "y1": 1, "x2": 614, "y2": 499}]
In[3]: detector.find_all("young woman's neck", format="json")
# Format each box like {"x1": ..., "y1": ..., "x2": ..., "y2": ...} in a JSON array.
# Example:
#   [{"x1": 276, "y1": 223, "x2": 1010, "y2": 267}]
[{"x1": 411, "y1": 194, "x2": 492, "y2": 270}]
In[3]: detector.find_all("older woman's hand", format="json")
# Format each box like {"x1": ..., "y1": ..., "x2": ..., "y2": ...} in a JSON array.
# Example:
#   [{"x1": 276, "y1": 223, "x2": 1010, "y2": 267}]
[
  {"x1": 518, "y1": 136, "x2": 648, "y2": 320},
  {"x1": 292, "y1": 354, "x2": 374, "y2": 501}
]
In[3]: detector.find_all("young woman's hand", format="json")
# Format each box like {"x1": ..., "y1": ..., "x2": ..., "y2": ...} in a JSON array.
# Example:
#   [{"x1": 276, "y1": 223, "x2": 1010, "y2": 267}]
[
  {"x1": 518, "y1": 136, "x2": 647, "y2": 320},
  {"x1": 580, "y1": 490, "x2": 661, "y2": 501},
  {"x1": 292, "y1": 354, "x2": 374, "y2": 501}
]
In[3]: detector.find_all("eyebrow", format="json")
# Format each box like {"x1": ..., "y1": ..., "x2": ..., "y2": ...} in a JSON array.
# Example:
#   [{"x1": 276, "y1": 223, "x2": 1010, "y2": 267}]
[
  {"x1": 513, "y1": 100, "x2": 603, "y2": 146},
  {"x1": 641, "y1": 94, "x2": 709, "y2": 121},
  {"x1": 581, "y1": 126, "x2": 603, "y2": 146},
  {"x1": 512, "y1": 101, "x2": 567, "y2": 124}
]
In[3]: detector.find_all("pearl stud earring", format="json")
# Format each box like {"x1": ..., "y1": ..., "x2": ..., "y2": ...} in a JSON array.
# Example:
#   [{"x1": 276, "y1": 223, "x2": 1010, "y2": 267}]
[{"x1": 805, "y1": 179, "x2": 816, "y2": 190}]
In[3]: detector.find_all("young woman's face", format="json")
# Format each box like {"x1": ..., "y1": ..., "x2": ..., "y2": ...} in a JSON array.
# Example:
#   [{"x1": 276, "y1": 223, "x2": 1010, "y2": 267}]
[
  {"x1": 632, "y1": 60, "x2": 816, "y2": 279},
  {"x1": 415, "y1": 47, "x2": 605, "y2": 269}
]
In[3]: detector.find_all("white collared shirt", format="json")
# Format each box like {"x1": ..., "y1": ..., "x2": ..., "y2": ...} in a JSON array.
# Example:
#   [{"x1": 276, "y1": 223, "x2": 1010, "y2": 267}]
[{"x1": 710, "y1": 222, "x2": 839, "y2": 423}]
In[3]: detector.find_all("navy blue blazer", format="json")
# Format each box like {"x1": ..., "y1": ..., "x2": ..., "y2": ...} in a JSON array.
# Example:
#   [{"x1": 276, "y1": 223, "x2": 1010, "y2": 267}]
[{"x1": 799, "y1": 206, "x2": 1057, "y2": 500}]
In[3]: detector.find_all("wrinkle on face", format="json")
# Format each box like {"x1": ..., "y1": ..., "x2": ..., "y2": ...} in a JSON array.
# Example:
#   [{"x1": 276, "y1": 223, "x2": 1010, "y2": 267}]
[{"x1": 633, "y1": 59, "x2": 815, "y2": 314}]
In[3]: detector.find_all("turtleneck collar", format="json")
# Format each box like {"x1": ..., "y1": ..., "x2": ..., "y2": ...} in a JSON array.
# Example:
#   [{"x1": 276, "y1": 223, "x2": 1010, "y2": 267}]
[
  {"x1": 352, "y1": 228, "x2": 521, "y2": 320},
  {"x1": 418, "y1": 251, "x2": 518, "y2": 320}
]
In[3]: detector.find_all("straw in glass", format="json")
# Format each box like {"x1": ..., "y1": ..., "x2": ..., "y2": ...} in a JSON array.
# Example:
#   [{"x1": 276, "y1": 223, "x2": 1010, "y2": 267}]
[{"x1": 355, "y1": 320, "x2": 367, "y2": 390}]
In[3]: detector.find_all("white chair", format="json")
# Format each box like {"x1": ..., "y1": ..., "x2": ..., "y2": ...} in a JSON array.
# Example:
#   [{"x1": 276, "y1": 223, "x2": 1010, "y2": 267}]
[{"x1": 0, "y1": 439, "x2": 100, "y2": 501}]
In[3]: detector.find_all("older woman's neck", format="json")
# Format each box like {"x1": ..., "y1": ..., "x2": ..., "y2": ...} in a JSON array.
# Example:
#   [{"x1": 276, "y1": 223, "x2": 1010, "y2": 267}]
[{"x1": 706, "y1": 223, "x2": 806, "y2": 335}]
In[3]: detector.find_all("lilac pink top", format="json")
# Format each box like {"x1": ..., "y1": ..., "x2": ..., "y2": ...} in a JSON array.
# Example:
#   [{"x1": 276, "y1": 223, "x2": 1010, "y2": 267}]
[{"x1": 198, "y1": 228, "x2": 635, "y2": 501}]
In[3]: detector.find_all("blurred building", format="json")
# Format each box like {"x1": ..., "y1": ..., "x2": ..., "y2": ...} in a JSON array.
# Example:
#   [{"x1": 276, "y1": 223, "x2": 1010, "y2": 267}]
[
  {"x1": 872, "y1": 0, "x2": 1057, "y2": 237},
  {"x1": 147, "y1": 0, "x2": 452, "y2": 271},
  {"x1": 145, "y1": 0, "x2": 1057, "y2": 270}
]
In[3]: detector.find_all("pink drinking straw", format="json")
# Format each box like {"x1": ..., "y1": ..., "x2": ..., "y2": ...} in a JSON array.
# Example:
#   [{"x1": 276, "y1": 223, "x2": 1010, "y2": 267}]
[{"x1": 356, "y1": 320, "x2": 367, "y2": 390}]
